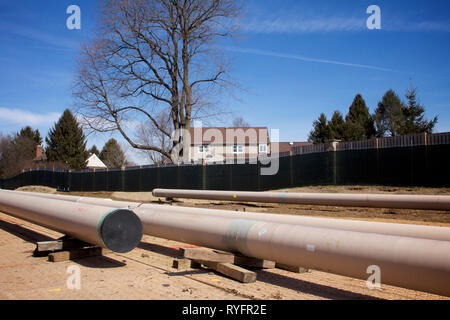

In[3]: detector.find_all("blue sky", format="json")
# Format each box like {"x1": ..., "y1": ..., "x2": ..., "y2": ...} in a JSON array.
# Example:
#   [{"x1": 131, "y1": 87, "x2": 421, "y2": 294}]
[{"x1": 1, "y1": 0, "x2": 450, "y2": 164}]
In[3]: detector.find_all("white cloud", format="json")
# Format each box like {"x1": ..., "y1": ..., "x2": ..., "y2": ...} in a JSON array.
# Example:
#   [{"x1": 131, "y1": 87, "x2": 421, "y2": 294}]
[
  {"x1": 224, "y1": 47, "x2": 396, "y2": 73},
  {"x1": 243, "y1": 16, "x2": 365, "y2": 34},
  {"x1": 240, "y1": 7, "x2": 450, "y2": 34},
  {"x1": 387, "y1": 20, "x2": 450, "y2": 33},
  {"x1": 0, "y1": 21, "x2": 79, "y2": 50},
  {"x1": 0, "y1": 107, "x2": 60, "y2": 126}
]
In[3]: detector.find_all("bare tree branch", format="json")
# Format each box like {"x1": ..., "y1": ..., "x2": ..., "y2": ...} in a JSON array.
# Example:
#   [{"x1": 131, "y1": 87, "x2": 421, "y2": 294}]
[{"x1": 73, "y1": 0, "x2": 241, "y2": 163}]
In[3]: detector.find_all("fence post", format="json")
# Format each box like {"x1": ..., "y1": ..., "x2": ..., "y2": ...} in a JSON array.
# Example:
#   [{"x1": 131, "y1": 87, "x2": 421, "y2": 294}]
[
  {"x1": 330, "y1": 140, "x2": 341, "y2": 185},
  {"x1": 156, "y1": 163, "x2": 160, "y2": 188},
  {"x1": 92, "y1": 168, "x2": 96, "y2": 192},
  {"x1": 139, "y1": 165, "x2": 143, "y2": 191},
  {"x1": 121, "y1": 166, "x2": 125, "y2": 192},
  {"x1": 202, "y1": 163, "x2": 207, "y2": 190},
  {"x1": 229, "y1": 164, "x2": 233, "y2": 191},
  {"x1": 290, "y1": 155, "x2": 294, "y2": 187},
  {"x1": 176, "y1": 163, "x2": 181, "y2": 189},
  {"x1": 68, "y1": 169, "x2": 72, "y2": 191}
]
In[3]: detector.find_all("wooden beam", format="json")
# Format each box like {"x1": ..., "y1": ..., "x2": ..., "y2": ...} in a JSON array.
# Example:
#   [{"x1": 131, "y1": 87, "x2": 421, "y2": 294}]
[
  {"x1": 180, "y1": 248, "x2": 234, "y2": 263},
  {"x1": 179, "y1": 248, "x2": 275, "y2": 269},
  {"x1": 201, "y1": 262, "x2": 256, "y2": 283},
  {"x1": 172, "y1": 258, "x2": 193, "y2": 270},
  {"x1": 275, "y1": 262, "x2": 309, "y2": 274},
  {"x1": 48, "y1": 247, "x2": 102, "y2": 262},
  {"x1": 34, "y1": 236, "x2": 92, "y2": 257},
  {"x1": 234, "y1": 256, "x2": 275, "y2": 269}
]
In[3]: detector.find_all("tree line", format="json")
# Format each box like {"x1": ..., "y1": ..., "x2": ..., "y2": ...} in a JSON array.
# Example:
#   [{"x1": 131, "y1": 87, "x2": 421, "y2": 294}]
[
  {"x1": 0, "y1": 109, "x2": 130, "y2": 179},
  {"x1": 308, "y1": 86, "x2": 439, "y2": 144}
]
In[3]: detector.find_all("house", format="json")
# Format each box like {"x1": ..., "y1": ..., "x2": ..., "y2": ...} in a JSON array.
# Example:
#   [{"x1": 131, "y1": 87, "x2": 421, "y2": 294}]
[
  {"x1": 86, "y1": 153, "x2": 107, "y2": 169},
  {"x1": 271, "y1": 142, "x2": 313, "y2": 156},
  {"x1": 33, "y1": 145, "x2": 47, "y2": 163},
  {"x1": 187, "y1": 127, "x2": 271, "y2": 163}
]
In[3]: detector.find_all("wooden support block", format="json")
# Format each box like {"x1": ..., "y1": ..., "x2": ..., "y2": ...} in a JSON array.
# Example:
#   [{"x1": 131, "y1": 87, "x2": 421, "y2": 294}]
[
  {"x1": 172, "y1": 258, "x2": 193, "y2": 270},
  {"x1": 234, "y1": 256, "x2": 275, "y2": 269},
  {"x1": 48, "y1": 247, "x2": 102, "y2": 262},
  {"x1": 180, "y1": 248, "x2": 234, "y2": 263},
  {"x1": 200, "y1": 261, "x2": 256, "y2": 283},
  {"x1": 34, "y1": 238, "x2": 92, "y2": 256},
  {"x1": 216, "y1": 263, "x2": 257, "y2": 283},
  {"x1": 275, "y1": 262, "x2": 309, "y2": 274},
  {"x1": 36, "y1": 241, "x2": 64, "y2": 252},
  {"x1": 190, "y1": 260, "x2": 202, "y2": 269},
  {"x1": 180, "y1": 248, "x2": 275, "y2": 269}
]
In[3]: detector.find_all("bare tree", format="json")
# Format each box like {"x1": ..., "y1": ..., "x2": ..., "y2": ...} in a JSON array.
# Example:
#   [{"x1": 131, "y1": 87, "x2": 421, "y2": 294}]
[
  {"x1": 135, "y1": 111, "x2": 173, "y2": 164},
  {"x1": 73, "y1": 0, "x2": 241, "y2": 163},
  {"x1": 0, "y1": 133, "x2": 36, "y2": 178},
  {"x1": 232, "y1": 116, "x2": 249, "y2": 127}
]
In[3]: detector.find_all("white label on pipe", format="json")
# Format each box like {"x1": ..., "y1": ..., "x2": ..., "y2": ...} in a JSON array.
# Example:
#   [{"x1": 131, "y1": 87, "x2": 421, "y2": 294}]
[
  {"x1": 306, "y1": 244, "x2": 316, "y2": 252},
  {"x1": 258, "y1": 228, "x2": 267, "y2": 237}
]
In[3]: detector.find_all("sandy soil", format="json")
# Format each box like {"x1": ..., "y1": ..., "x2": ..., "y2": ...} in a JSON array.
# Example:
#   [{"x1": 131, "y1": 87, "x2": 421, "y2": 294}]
[
  {"x1": 1, "y1": 185, "x2": 449, "y2": 300},
  {"x1": 0, "y1": 212, "x2": 447, "y2": 300}
]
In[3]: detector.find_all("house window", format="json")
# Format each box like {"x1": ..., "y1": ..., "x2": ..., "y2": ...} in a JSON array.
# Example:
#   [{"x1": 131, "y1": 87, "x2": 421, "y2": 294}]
[
  {"x1": 259, "y1": 144, "x2": 267, "y2": 153},
  {"x1": 233, "y1": 145, "x2": 243, "y2": 154},
  {"x1": 198, "y1": 145, "x2": 209, "y2": 153}
]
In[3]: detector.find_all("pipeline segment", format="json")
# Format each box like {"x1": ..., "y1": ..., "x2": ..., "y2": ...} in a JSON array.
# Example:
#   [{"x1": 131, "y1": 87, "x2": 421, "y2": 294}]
[
  {"x1": 110, "y1": 206, "x2": 450, "y2": 297},
  {"x1": 12, "y1": 190, "x2": 450, "y2": 242},
  {"x1": 153, "y1": 188, "x2": 450, "y2": 211},
  {"x1": 5, "y1": 190, "x2": 450, "y2": 296},
  {"x1": 0, "y1": 191, "x2": 143, "y2": 253}
]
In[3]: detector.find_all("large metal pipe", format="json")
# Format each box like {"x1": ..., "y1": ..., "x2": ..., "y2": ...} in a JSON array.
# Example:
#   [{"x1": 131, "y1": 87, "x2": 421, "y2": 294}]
[
  {"x1": 153, "y1": 188, "x2": 450, "y2": 211},
  {"x1": 0, "y1": 191, "x2": 143, "y2": 253},
  {"x1": 7, "y1": 191, "x2": 450, "y2": 296},
  {"x1": 12, "y1": 190, "x2": 450, "y2": 242},
  {"x1": 111, "y1": 206, "x2": 450, "y2": 297}
]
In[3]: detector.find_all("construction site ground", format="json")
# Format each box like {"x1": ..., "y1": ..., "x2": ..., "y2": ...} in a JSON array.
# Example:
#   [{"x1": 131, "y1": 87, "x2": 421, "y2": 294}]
[{"x1": 0, "y1": 185, "x2": 449, "y2": 300}]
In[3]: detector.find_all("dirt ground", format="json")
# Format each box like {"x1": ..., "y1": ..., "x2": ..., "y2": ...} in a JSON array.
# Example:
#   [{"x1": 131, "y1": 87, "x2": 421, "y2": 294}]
[
  {"x1": 39, "y1": 184, "x2": 450, "y2": 226},
  {"x1": 1, "y1": 185, "x2": 449, "y2": 300}
]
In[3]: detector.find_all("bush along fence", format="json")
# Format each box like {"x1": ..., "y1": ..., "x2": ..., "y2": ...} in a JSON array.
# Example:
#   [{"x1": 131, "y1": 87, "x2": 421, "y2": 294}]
[{"x1": 1, "y1": 132, "x2": 450, "y2": 192}]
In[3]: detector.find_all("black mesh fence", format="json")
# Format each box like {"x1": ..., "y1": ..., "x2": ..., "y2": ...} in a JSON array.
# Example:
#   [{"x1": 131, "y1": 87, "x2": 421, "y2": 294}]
[{"x1": 1, "y1": 144, "x2": 450, "y2": 191}]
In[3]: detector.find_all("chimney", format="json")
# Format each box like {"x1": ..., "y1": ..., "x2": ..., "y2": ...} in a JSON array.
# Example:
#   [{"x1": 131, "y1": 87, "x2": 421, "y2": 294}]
[{"x1": 35, "y1": 145, "x2": 43, "y2": 160}]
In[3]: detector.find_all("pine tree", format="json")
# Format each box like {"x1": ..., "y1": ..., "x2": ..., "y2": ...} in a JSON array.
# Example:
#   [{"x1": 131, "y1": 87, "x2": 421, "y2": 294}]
[
  {"x1": 99, "y1": 138, "x2": 128, "y2": 168},
  {"x1": 328, "y1": 111, "x2": 345, "y2": 140},
  {"x1": 89, "y1": 145, "x2": 100, "y2": 156},
  {"x1": 308, "y1": 113, "x2": 330, "y2": 144},
  {"x1": 13, "y1": 126, "x2": 43, "y2": 160},
  {"x1": 374, "y1": 89, "x2": 405, "y2": 137},
  {"x1": 45, "y1": 109, "x2": 89, "y2": 169},
  {"x1": 398, "y1": 87, "x2": 438, "y2": 135},
  {"x1": 18, "y1": 126, "x2": 42, "y2": 145},
  {"x1": 344, "y1": 94, "x2": 376, "y2": 141}
]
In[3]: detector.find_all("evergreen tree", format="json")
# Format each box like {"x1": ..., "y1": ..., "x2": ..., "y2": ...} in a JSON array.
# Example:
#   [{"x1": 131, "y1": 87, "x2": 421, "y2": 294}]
[
  {"x1": 374, "y1": 89, "x2": 405, "y2": 137},
  {"x1": 45, "y1": 109, "x2": 89, "y2": 169},
  {"x1": 308, "y1": 113, "x2": 330, "y2": 144},
  {"x1": 344, "y1": 94, "x2": 376, "y2": 141},
  {"x1": 89, "y1": 145, "x2": 100, "y2": 156},
  {"x1": 99, "y1": 138, "x2": 128, "y2": 168},
  {"x1": 18, "y1": 126, "x2": 42, "y2": 145},
  {"x1": 398, "y1": 87, "x2": 438, "y2": 135},
  {"x1": 13, "y1": 126, "x2": 43, "y2": 159},
  {"x1": 328, "y1": 111, "x2": 345, "y2": 140}
]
